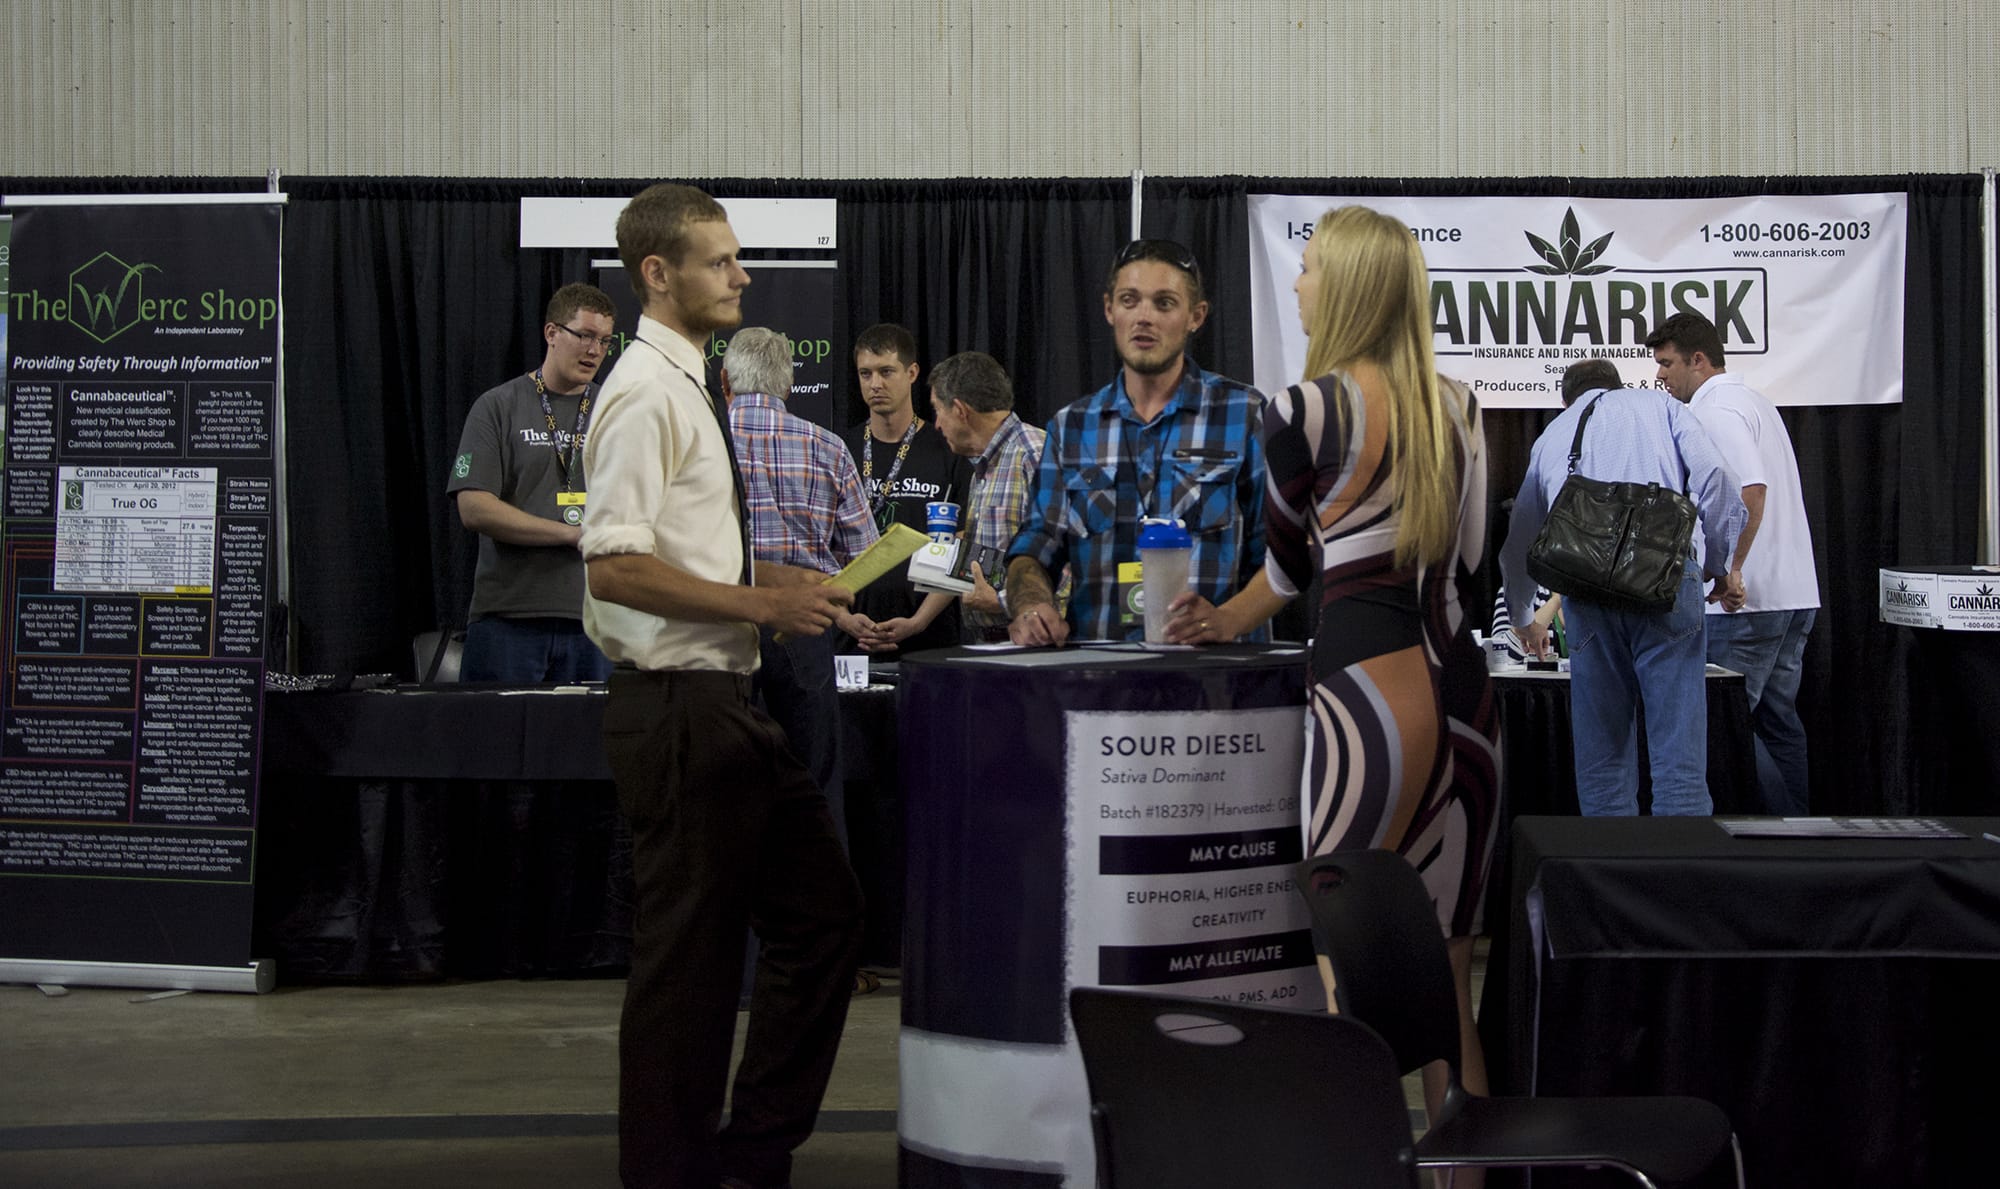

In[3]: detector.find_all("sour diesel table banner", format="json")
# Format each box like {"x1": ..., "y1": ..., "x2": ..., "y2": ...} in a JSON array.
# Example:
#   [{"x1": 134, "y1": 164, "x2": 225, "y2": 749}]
[
  {"x1": 896, "y1": 649, "x2": 1311, "y2": 1189},
  {"x1": 0, "y1": 197, "x2": 281, "y2": 989},
  {"x1": 1064, "y1": 707, "x2": 1314, "y2": 1001}
]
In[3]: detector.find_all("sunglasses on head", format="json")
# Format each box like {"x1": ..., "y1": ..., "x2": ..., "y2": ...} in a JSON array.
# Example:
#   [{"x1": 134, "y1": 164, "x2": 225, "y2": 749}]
[{"x1": 1112, "y1": 238, "x2": 1201, "y2": 282}]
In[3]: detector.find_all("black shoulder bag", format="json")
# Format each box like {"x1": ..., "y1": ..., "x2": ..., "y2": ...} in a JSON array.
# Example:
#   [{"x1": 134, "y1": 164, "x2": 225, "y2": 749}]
[{"x1": 1525, "y1": 393, "x2": 1697, "y2": 613}]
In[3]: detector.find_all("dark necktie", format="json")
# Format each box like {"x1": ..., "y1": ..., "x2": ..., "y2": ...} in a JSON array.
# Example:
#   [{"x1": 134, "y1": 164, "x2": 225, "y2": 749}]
[{"x1": 706, "y1": 382, "x2": 755, "y2": 586}]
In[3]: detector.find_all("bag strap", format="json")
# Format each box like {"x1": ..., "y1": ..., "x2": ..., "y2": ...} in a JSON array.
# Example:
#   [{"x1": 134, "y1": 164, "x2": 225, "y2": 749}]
[
  {"x1": 1565, "y1": 394, "x2": 1603, "y2": 475},
  {"x1": 1565, "y1": 389, "x2": 1693, "y2": 497}
]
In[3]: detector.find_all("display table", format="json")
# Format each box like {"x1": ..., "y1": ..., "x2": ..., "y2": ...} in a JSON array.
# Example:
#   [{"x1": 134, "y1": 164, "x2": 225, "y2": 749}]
[
  {"x1": 1488, "y1": 665, "x2": 1755, "y2": 818},
  {"x1": 256, "y1": 664, "x2": 1751, "y2": 986},
  {"x1": 895, "y1": 645, "x2": 1311, "y2": 1189},
  {"x1": 1500, "y1": 815, "x2": 2000, "y2": 1187},
  {"x1": 1880, "y1": 565, "x2": 2000, "y2": 812},
  {"x1": 1473, "y1": 666, "x2": 1755, "y2": 1084},
  {"x1": 255, "y1": 682, "x2": 900, "y2": 979}
]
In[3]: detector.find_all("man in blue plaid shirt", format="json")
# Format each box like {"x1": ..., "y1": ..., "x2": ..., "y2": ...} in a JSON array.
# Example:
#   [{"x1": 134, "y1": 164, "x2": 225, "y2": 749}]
[{"x1": 1005, "y1": 240, "x2": 1267, "y2": 644}]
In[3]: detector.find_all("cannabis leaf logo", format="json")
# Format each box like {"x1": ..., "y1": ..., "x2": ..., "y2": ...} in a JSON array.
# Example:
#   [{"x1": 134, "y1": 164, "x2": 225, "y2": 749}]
[
  {"x1": 1524, "y1": 208, "x2": 1613, "y2": 276},
  {"x1": 1978, "y1": 584, "x2": 1995, "y2": 597},
  {"x1": 1897, "y1": 581, "x2": 1909, "y2": 591}
]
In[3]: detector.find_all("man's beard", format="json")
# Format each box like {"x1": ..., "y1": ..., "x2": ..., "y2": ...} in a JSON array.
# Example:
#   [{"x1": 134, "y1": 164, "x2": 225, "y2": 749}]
[
  {"x1": 672, "y1": 280, "x2": 742, "y2": 337},
  {"x1": 1119, "y1": 343, "x2": 1182, "y2": 376},
  {"x1": 688, "y1": 301, "x2": 742, "y2": 337}
]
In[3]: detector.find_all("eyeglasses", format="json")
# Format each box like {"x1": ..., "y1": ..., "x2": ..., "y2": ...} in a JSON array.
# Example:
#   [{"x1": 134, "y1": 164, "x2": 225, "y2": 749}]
[
  {"x1": 553, "y1": 323, "x2": 619, "y2": 351},
  {"x1": 1112, "y1": 238, "x2": 1202, "y2": 281}
]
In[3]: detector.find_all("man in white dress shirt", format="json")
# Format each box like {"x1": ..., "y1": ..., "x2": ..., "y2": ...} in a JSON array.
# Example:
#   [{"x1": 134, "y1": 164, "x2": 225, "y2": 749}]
[
  {"x1": 1649, "y1": 311, "x2": 1820, "y2": 815},
  {"x1": 580, "y1": 182, "x2": 862, "y2": 1189}
]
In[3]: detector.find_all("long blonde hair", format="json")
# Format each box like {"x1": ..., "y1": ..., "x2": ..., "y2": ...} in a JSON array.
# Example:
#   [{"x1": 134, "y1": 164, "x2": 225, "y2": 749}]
[{"x1": 1300, "y1": 205, "x2": 1457, "y2": 570}]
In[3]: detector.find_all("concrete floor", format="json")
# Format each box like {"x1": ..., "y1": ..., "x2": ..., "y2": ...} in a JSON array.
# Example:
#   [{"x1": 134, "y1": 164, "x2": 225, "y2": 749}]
[
  {"x1": 0, "y1": 975, "x2": 898, "y2": 1188},
  {"x1": 0, "y1": 965, "x2": 1455, "y2": 1188}
]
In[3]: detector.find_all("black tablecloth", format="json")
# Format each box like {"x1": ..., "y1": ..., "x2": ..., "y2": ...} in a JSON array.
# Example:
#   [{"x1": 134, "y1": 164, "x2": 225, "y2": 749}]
[
  {"x1": 1474, "y1": 669, "x2": 1754, "y2": 1089},
  {"x1": 1488, "y1": 667, "x2": 1755, "y2": 820},
  {"x1": 256, "y1": 682, "x2": 901, "y2": 979},
  {"x1": 255, "y1": 666, "x2": 1754, "y2": 982},
  {"x1": 1885, "y1": 564, "x2": 2000, "y2": 813},
  {"x1": 1907, "y1": 627, "x2": 2000, "y2": 813},
  {"x1": 256, "y1": 687, "x2": 626, "y2": 979},
  {"x1": 1498, "y1": 815, "x2": 2000, "y2": 1187}
]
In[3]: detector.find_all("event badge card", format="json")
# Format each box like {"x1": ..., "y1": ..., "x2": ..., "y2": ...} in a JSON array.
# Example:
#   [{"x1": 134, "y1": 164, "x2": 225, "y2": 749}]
[
  {"x1": 834, "y1": 655, "x2": 871, "y2": 691},
  {"x1": 1115, "y1": 562, "x2": 1143, "y2": 627},
  {"x1": 1716, "y1": 817, "x2": 1968, "y2": 839}
]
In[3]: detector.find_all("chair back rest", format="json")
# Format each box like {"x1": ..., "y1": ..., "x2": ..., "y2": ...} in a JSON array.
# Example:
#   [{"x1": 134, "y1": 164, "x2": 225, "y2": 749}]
[
  {"x1": 411, "y1": 629, "x2": 463, "y2": 683},
  {"x1": 1294, "y1": 849, "x2": 1463, "y2": 1075},
  {"x1": 1069, "y1": 986, "x2": 1420, "y2": 1189}
]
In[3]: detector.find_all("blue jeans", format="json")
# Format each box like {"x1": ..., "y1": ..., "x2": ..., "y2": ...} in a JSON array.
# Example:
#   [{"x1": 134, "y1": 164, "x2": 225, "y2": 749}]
[
  {"x1": 1706, "y1": 607, "x2": 1816, "y2": 815},
  {"x1": 461, "y1": 616, "x2": 612, "y2": 683},
  {"x1": 1565, "y1": 566, "x2": 1712, "y2": 816}
]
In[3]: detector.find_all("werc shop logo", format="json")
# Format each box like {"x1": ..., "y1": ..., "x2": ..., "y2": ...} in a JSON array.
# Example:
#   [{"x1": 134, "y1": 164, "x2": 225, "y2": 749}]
[
  {"x1": 1430, "y1": 206, "x2": 1767, "y2": 360},
  {"x1": 10, "y1": 250, "x2": 278, "y2": 342},
  {"x1": 68, "y1": 251, "x2": 160, "y2": 344}
]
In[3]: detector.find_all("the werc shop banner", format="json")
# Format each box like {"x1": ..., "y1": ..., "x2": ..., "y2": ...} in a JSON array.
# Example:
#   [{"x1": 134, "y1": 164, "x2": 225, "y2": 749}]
[
  {"x1": 0, "y1": 198, "x2": 281, "y2": 991},
  {"x1": 1248, "y1": 192, "x2": 1908, "y2": 408},
  {"x1": 596, "y1": 261, "x2": 844, "y2": 433}
]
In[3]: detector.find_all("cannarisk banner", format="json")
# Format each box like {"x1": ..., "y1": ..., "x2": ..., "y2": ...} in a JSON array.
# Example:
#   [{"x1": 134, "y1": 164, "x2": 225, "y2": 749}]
[{"x1": 1248, "y1": 192, "x2": 1908, "y2": 408}]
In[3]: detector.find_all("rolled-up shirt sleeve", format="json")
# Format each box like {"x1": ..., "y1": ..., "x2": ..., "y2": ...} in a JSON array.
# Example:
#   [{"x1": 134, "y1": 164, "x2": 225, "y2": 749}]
[
  {"x1": 579, "y1": 383, "x2": 669, "y2": 561},
  {"x1": 1006, "y1": 420, "x2": 1070, "y2": 574},
  {"x1": 1500, "y1": 439, "x2": 1554, "y2": 628}
]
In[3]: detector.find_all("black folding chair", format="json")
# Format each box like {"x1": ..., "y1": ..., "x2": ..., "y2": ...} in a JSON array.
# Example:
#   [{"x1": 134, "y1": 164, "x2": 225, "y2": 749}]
[
  {"x1": 411, "y1": 628, "x2": 464, "y2": 683},
  {"x1": 1070, "y1": 986, "x2": 1421, "y2": 1189},
  {"x1": 1296, "y1": 849, "x2": 1745, "y2": 1188}
]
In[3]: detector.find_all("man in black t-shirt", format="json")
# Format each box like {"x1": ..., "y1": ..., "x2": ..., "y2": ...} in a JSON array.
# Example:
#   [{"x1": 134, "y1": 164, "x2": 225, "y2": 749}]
[
  {"x1": 446, "y1": 283, "x2": 619, "y2": 681},
  {"x1": 840, "y1": 323, "x2": 972, "y2": 656}
]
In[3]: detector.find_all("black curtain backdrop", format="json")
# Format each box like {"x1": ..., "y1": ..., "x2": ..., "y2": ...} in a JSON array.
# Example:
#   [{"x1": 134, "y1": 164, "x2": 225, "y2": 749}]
[
  {"x1": 0, "y1": 172, "x2": 1982, "y2": 814},
  {"x1": 278, "y1": 177, "x2": 840, "y2": 677},
  {"x1": 837, "y1": 178, "x2": 1129, "y2": 428}
]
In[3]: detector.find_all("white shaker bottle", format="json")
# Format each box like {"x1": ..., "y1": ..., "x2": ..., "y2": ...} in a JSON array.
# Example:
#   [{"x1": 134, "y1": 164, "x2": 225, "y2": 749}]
[{"x1": 1138, "y1": 517, "x2": 1194, "y2": 643}]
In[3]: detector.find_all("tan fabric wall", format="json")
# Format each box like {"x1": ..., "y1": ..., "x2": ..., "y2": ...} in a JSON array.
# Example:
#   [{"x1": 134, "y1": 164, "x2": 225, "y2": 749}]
[{"x1": 9, "y1": 0, "x2": 1996, "y2": 178}]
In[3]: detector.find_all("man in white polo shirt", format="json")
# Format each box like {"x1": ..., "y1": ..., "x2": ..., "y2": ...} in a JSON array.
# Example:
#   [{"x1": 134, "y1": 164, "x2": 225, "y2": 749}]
[
  {"x1": 1649, "y1": 311, "x2": 1819, "y2": 815},
  {"x1": 581, "y1": 181, "x2": 863, "y2": 1189}
]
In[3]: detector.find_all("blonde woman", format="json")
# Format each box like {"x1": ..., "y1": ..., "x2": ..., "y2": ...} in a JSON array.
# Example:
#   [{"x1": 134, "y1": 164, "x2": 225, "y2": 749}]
[{"x1": 1168, "y1": 206, "x2": 1501, "y2": 1117}]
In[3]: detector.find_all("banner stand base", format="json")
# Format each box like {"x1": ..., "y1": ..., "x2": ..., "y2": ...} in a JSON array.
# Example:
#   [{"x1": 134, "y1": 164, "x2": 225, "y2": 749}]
[{"x1": 0, "y1": 958, "x2": 275, "y2": 994}]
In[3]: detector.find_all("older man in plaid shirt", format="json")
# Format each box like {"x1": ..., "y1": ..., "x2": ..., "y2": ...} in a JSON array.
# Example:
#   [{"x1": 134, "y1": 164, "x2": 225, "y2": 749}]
[
  {"x1": 723, "y1": 326, "x2": 878, "y2": 839},
  {"x1": 1005, "y1": 239, "x2": 1267, "y2": 644},
  {"x1": 929, "y1": 350, "x2": 1048, "y2": 642}
]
